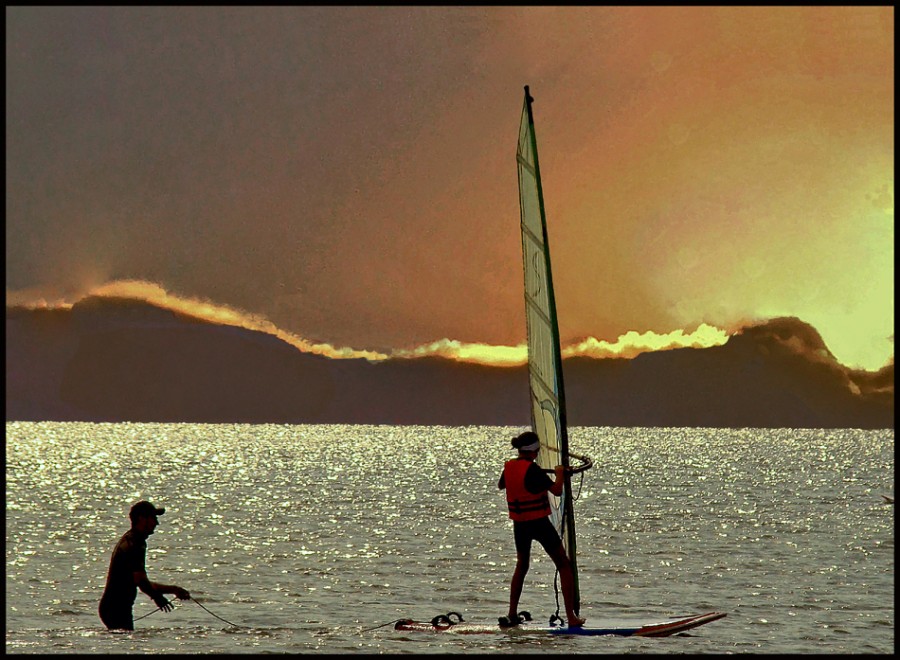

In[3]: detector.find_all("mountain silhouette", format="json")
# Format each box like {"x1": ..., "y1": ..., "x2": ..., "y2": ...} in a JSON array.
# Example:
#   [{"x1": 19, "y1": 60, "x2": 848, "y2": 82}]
[{"x1": 5, "y1": 296, "x2": 893, "y2": 428}]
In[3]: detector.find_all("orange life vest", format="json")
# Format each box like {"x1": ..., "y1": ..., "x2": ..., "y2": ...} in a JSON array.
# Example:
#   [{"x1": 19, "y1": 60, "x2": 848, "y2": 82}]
[{"x1": 503, "y1": 458, "x2": 551, "y2": 522}]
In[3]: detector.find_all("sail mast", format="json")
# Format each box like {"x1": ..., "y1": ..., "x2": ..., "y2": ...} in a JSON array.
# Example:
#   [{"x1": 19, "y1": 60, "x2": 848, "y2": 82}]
[{"x1": 517, "y1": 85, "x2": 580, "y2": 614}]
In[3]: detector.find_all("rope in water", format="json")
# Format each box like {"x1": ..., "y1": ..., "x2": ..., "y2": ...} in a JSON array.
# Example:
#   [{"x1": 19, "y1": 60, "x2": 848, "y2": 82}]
[
  {"x1": 191, "y1": 598, "x2": 245, "y2": 627},
  {"x1": 360, "y1": 619, "x2": 406, "y2": 633},
  {"x1": 361, "y1": 611, "x2": 465, "y2": 633},
  {"x1": 133, "y1": 597, "x2": 245, "y2": 627},
  {"x1": 133, "y1": 603, "x2": 166, "y2": 622}
]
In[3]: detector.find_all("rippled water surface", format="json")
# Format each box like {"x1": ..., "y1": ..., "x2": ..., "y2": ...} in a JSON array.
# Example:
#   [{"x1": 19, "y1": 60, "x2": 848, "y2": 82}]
[{"x1": 5, "y1": 423, "x2": 894, "y2": 653}]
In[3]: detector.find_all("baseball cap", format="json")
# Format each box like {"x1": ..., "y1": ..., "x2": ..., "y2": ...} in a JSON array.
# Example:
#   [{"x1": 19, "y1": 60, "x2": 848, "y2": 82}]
[{"x1": 129, "y1": 500, "x2": 166, "y2": 521}]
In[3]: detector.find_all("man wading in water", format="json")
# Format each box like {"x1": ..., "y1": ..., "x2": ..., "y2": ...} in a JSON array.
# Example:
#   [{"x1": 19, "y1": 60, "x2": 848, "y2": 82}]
[
  {"x1": 498, "y1": 431, "x2": 585, "y2": 628},
  {"x1": 98, "y1": 501, "x2": 191, "y2": 630}
]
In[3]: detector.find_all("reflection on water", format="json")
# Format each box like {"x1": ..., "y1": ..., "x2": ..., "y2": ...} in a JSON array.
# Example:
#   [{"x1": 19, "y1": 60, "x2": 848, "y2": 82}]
[{"x1": 5, "y1": 423, "x2": 894, "y2": 653}]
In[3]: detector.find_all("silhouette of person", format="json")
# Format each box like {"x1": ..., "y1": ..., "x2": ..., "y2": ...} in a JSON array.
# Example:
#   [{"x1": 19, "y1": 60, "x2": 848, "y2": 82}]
[
  {"x1": 98, "y1": 501, "x2": 190, "y2": 630},
  {"x1": 498, "y1": 431, "x2": 585, "y2": 627}
]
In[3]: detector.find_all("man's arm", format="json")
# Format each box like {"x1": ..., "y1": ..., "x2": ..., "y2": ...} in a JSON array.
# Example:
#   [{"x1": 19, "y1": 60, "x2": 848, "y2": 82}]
[
  {"x1": 152, "y1": 581, "x2": 191, "y2": 600},
  {"x1": 134, "y1": 571, "x2": 191, "y2": 608}
]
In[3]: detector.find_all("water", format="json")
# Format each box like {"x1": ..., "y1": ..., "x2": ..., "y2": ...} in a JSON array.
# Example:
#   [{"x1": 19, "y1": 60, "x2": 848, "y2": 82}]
[{"x1": 5, "y1": 422, "x2": 894, "y2": 654}]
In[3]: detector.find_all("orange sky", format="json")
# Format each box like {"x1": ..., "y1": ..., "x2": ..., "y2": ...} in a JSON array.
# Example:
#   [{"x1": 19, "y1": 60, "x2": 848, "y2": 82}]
[{"x1": 6, "y1": 7, "x2": 894, "y2": 370}]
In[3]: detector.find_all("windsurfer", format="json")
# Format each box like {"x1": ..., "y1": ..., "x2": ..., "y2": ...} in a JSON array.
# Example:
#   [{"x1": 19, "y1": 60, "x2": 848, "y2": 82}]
[
  {"x1": 498, "y1": 431, "x2": 586, "y2": 628},
  {"x1": 98, "y1": 500, "x2": 191, "y2": 630}
]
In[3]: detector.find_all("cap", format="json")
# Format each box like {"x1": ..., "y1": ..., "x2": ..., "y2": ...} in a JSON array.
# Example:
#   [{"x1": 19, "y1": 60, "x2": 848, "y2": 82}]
[{"x1": 129, "y1": 500, "x2": 165, "y2": 521}]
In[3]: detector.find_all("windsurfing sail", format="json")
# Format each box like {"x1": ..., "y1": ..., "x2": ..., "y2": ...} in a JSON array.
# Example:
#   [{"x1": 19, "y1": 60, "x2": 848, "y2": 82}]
[
  {"x1": 516, "y1": 85, "x2": 590, "y2": 614},
  {"x1": 379, "y1": 87, "x2": 727, "y2": 639}
]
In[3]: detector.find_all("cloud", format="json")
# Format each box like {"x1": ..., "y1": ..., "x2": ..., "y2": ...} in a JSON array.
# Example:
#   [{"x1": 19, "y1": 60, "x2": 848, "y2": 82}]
[
  {"x1": 8, "y1": 279, "x2": 732, "y2": 366},
  {"x1": 392, "y1": 339, "x2": 527, "y2": 365},
  {"x1": 564, "y1": 324, "x2": 729, "y2": 359},
  {"x1": 6, "y1": 279, "x2": 388, "y2": 362}
]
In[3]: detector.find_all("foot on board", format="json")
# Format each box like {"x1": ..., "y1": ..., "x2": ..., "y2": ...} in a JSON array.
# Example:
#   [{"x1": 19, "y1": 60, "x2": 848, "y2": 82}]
[
  {"x1": 498, "y1": 614, "x2": 523, "y2": 628},
  {"x1": 567, "y1": 615, "x2": 586, "y2": 627}
]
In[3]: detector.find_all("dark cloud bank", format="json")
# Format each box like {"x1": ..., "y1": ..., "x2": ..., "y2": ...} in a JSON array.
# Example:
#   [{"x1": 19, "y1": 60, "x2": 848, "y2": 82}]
[{"x1": 6, "y1": 297, "x2": 893, "y2": 429}]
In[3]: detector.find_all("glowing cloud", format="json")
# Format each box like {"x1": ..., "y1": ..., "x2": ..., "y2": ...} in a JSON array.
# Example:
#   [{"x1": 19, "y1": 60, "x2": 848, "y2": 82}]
[
  {"x1": 391, "y1": 324, "x2": 730, "y2": 365},
  {"x1": 6, "y1": 279, "x2": 731, "y2": 366},
  {"x1": 564, "y1": 324, "x2": 730, "y2": 360},
  {"x1": 11, "y1": 279, "x2": 389, "y2": 362},
  {"x1": 5, "y1": 289, "x2": 75, "y2": 310},
  {"x1": 393, "y1": 339, "x2": 528, "y2": 365}
]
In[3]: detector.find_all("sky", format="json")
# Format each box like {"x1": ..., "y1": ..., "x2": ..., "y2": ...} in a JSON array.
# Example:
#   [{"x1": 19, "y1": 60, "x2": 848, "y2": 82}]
[{"x1": 6, "y1": 6, "x2": 894, "y2": 371}]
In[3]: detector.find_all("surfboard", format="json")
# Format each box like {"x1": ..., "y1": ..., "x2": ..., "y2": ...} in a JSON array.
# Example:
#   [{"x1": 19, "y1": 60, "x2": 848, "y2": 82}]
[{"x1": 394, "y1": 611, "x2": 726, "y2": 637}]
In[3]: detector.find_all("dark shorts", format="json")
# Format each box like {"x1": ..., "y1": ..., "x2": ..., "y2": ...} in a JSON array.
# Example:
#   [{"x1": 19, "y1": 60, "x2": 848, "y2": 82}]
[
  {"x1": 513, "y1": 516, "x2": 562, "y2": 556},
  {"x1": 99, "y1": 600, "x2": 134, "y2": 631}
]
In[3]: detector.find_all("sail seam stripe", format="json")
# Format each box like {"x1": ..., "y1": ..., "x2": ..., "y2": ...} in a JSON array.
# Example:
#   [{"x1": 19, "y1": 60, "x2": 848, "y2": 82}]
[
  {"x1": 529, "y1": 373, "x2": 560, "y2": 407},
  {"x1": 521, "y1": 222, "x2": 544, "y2": 251},
  {"x1": 517, "y1": 154, "x2": 536, "y2": 175},
  {"x1": 525, "y1": 294, "x2": 554, "y2": 329}
]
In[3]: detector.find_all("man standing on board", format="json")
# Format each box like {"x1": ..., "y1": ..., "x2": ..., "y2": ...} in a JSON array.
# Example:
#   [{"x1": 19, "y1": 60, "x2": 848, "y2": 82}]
[
  {"x1": 98, "y1": 500, "x2": 191, "y2": 630},
  {"x1": 498, "y1": 431, "x2": 586, "y2": 627}
]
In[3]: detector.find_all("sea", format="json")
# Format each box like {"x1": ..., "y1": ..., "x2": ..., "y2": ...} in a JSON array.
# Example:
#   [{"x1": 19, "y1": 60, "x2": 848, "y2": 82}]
[{"x1": 5, "y1": 422, "x2": 894, "y2": 654}]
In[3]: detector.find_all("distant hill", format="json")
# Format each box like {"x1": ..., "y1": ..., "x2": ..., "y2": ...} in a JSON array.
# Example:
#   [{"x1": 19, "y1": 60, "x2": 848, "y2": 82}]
[{"x1": 5, "y1": 297, "x2": 893, "y2": 428}]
